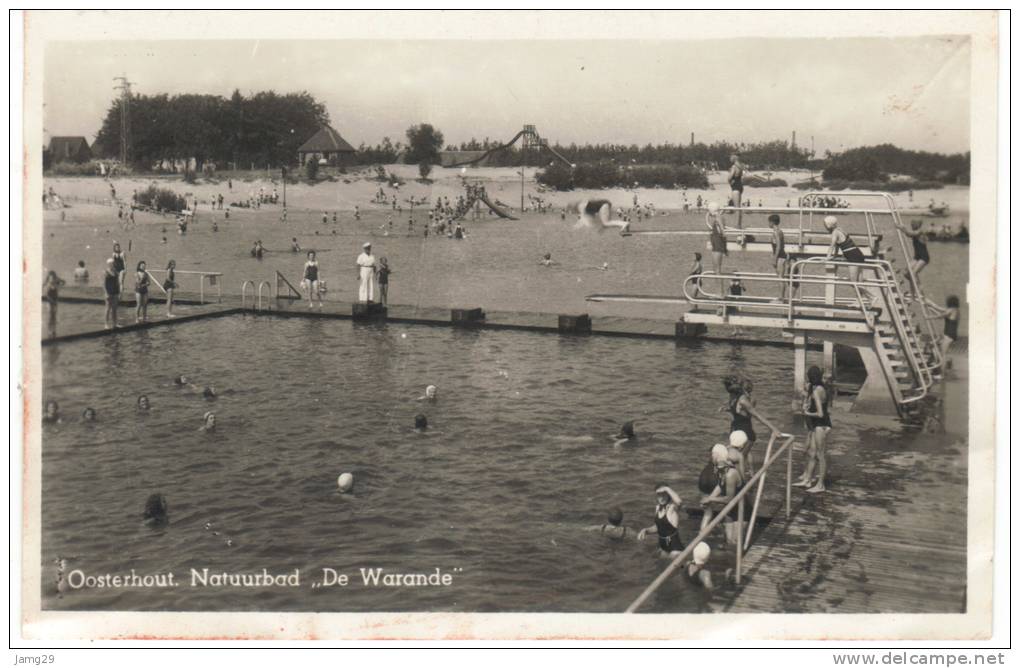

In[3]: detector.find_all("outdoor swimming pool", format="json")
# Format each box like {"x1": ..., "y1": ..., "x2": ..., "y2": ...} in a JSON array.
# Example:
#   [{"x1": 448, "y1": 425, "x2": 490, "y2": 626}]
[{"x1": 39, "y1": 314, "x2": 933, "y2": 613}]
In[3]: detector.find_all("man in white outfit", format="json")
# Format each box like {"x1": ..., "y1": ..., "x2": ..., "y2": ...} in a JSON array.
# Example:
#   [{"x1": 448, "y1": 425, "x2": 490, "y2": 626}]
[{"x1": 356, "y1": 242, "x2": 378, "y2": 303}]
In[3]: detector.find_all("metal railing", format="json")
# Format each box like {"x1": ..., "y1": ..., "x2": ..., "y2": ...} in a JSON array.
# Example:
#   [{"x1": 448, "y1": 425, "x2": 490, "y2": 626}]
[
  {"x1": 682, "y1": 256, "x2": 937, "y2": 404},
  {"x1": 240, "y1": 280, "x2": 255, "y2": 310},
  {"x1": 256, "y1": 281, "x2": 273, "y2": 312},
  {"x1": 625, "y1": 433, "x2": 797, "y2": 613},
  {"x1": 146, "y1": 269, "x2": 222, "y2": 304}
]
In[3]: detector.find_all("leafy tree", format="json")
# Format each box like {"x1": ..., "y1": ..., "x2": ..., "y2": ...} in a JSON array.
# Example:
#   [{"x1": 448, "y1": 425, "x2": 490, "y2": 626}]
[
  {"x1": 418, "y1": 162, "x2": 433, "y2": 181},
  {"x1": 404, "y1": 124, "x2": 444, "y2": 165}
]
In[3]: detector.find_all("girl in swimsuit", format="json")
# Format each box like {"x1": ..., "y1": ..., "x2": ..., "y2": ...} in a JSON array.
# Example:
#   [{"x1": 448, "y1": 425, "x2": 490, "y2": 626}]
[
  {"x1": 688, "y1": 252, "x2": 704, "y2": 297},
  {"x1": 896, "y1": 219, "x2": 931, "y2": 297},
  {"x1": 769, "y1": 214, "x2": 789, "y2": 299},
  {"x1": 722, "y1": 375, "x2": 778, "y2": 475},
  {"x1": 705, "y1": 202, "x2": 728, "y2": 297},
  {"x1": 638, "y1": 485, "x2": 685, "y2": 557},
  {"x1": 163, "y1": 260, "x2": 177, "y2": 318},
  {"x1": 103, "y1": 259, "x2": 119, "y2": 329},
  {"x1": 134, "y1": 261, "x2": 150, "y2": 323},
  {"x1": 43, "y1": 270, "x2": 65, "y2": 338},
  {"x1": 302, "y1": 251, "x2": 321, "y2": 308},
  {"x1": 924, "y1": 294, "x2": 961, "y2": 363},
  {"x1": 700, "y1": 444, "x2": 744, "y2": 546},
  {"x1": 112, "y1": 242, "x2": 126, "y2": 294},
  {"x1": 795, "y1": 365, "x2": 832, "y2": 493},
  {"x1": 823, "y1": 215, "x2": 866, "y2": 285},
  {"x1": 728, "y1": 154, "x2": 746, "y2": 231}
]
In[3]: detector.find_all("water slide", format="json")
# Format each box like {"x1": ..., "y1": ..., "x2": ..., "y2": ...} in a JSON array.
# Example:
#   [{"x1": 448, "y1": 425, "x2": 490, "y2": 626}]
[{"x1": 476, "y1": 193, "x2": 517, "y2": 220}]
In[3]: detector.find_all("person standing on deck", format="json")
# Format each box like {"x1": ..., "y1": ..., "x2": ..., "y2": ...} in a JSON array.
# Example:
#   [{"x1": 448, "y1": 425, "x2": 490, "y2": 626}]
[
  {"x1": 728, "y1": 154, "x2": 747, "y2": 232},
  {"x1": 103, "y1": 259, "x2": 120, "y2": 329},
  {"x1": 302, "y1": 251, "x2": 322, "y2": 308},
  {"x1": 43, "y1": 270, "x2": 65, "y2": 338},
  {"x1": 794, "y1": 365, "x2": 832, "y2": 494},
  {"x1": 111, "y1": 242, "x2": 127, "y2": 297},
  {"x1": 356, "y1": 242, "x2": 378, "y2": 303},
  {"x1": 705, "y1": 202, "x2": 728, "y2": 298},
  {"x1": 769, "y1": 214, "x2": 789, "y2": 300}
]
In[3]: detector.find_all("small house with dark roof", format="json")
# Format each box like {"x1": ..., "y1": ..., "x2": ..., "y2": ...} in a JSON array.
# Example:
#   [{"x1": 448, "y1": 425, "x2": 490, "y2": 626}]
[
  {"x1": 48, "y1": 136, "x2": 92, "y2": 164},
  {"x1": 297, "y1": 125, "x2": 356, "y2": 166}
]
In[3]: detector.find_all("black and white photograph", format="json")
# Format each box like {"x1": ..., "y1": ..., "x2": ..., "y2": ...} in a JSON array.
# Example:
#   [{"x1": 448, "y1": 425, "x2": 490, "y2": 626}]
[{"x1": 14, "y1": 10, "x2": 1003, "y2": 644}]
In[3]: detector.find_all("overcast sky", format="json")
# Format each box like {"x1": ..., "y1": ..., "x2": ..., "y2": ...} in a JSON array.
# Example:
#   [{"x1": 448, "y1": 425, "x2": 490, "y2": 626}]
[{"x1": 43, "y1": 36, "x2": 970, "y2": 155}]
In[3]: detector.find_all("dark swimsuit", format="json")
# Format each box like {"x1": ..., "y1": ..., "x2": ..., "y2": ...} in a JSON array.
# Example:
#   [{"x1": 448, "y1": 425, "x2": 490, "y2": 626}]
[
  {"x1": 304, "y1": 263, "x2": 318, "y2": 282},
  {"x1": 912, "y1": 235, "x2": 930, "y2": 263},
  {"x1": 729, "y1": 168, "x2": 743, "y2": 194},
  {"x1": 944, "y1": 315, "x2": 959, "y2": 341},
  {"x1": 163, "y1": 269, "x2": 177, "y2": 291},
  {"x1": 112, "y1": 253, "x2": 125, "y2": 274},
  {"x1": 838, "y1": 234, "x2": 866, "y2": 264},
  {"x1": 729, "y1": 393, "x2": 756, "y2": 443},
  {"x1": 654, "y1": 505, "x2": 684, "y2": 553},
  {"x1": 135, "y1": 272, "x2": 149, "y2": 295},
  {"x1": 772, "y1": 230, "x2": 788, "y2": 259},
  {"x1": 710, "y1": 221, "x2": 728, "y2": 255},
  {"x1": 584, "y1": 199, "x2": 611, "y2": 216},
  {"x1": 104, "y1": 272, "x2": 119, "y2": 297},
  {"x1": 806, "y1": 383, "x2": 832, "y2": 430}
]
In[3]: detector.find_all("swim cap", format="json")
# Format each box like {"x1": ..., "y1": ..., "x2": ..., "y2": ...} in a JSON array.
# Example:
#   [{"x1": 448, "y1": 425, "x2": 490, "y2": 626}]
[
  {"x1": 693, "y1": 542, "x2": 711, "y2": 565},
  {"x1": 425, "y1": 385, "x2": 437, "y2": 397},
  {"x1": 607, "y1": 507, "x2": 623, "y2": 526},
  {"x1": 337, "y1": 472, "x2": 354, "y2": 493},
  {"x1": 707, "y1": 201, "x2": 720, "y2": 214},
  {"x1": 203, "y1": 411, "x2": 214, "y2": 422},
  {"x1": 807, "y1": 365, "x2": 823, "y2": 385},
  {"x1": 363, "y1": 242, "x2": 372, "y2": 249},
  {"x1": 711, "y1": 443, "x2": 730, "y2": 464},
  {"x1": 729, "y1": 430, "x2": 749, "y2": 448},
  {"x1": 823, "y1": 215, "x2": 838, "y2": 227}
]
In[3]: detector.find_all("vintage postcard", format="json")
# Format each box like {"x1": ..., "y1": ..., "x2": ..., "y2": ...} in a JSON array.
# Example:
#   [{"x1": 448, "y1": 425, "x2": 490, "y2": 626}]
[{"x1": 15, "y1": 10, "x2": 1001, "y2": 642}]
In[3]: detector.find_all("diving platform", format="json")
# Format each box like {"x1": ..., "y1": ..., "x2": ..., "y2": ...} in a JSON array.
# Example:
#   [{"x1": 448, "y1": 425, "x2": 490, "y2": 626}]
[{"x1": 591, "y1": 192, "x2": 947, "y2": 417}]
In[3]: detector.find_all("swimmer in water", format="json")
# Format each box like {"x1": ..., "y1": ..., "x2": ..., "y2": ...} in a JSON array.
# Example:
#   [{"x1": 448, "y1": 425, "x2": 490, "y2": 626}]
[
  {"x1": 143, "y1": 494, "x2": 168, "y2": 526},
  {"x1": 585, "y1": 507, "x2": 636, "y2": 541},
  {"x1": 137, "y1": 395, "x2": 150, "y2": 411},
  {"x1": 81, "y1": 407, "x2": 97, "y2": 422},
  {"x1": 202, "y1": 386, "x2": 217, "y2": 400},
  {"x1": 414, "y1": 413, "x2": 429, "y2": 433},
  {"x1": 539, "y1": 253, "x2": 554, "y2": 267},
  {"x1": 613, "y1": 421, "x2": 637, "y2": 447},
  {"x1": 638, "y1": 485, "x2": 685, "y2": 557},
  {"x1": 417, "y1": 385, "x2": 438, "y2": 401},
  {"x1": 569, "y1": 199, "x2": 631, "y2": 234},
  {"x1": 43, "y1": 400, "x2": 60, "y2": 424},
  {"x1": 199, "y1": 411, "x2": 216, "y2": 432},
  {"x1": 686, "y1": 542, "x2": 715, "y2": 590}
]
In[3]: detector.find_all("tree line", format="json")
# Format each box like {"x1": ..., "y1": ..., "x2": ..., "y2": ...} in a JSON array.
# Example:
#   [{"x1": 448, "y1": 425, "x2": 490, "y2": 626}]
[{"x1": 87, "y1": 89, "x2": 969, "y2": 183}]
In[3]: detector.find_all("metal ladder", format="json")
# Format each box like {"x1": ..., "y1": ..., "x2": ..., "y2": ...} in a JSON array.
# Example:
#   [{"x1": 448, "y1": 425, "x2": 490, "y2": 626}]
[{"x1": 868, "y1": 260, "x2": 936, "y2": 406}]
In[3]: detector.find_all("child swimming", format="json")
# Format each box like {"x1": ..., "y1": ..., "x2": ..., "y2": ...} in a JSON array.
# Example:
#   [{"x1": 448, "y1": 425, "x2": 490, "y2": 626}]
[{"x1": 585, "y1": 507, "x2": 636, "y2": 541}]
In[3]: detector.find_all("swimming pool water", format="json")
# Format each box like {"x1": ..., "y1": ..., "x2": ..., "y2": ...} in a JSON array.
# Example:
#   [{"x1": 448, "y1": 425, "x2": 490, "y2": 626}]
[{"x1": 40, "y1": 315, "x2": 940, "y2": 613}]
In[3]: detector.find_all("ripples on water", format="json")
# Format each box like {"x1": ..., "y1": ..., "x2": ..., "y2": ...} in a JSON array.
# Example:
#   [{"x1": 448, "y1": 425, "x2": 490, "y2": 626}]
[{"x1": 43, "y1": 316, "x2": 921, "y2": 612}]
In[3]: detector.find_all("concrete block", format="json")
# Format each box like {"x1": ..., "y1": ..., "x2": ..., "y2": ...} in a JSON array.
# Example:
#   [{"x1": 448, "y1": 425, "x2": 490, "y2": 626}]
[
  {"x1": 675, "y1": 321, "x2": 707, "y2": 338},
  {"x1": 451, "y1": 307, "x2": 485, "y2": 326},
  {"x1": 558, "y1": 314, "x2": 592, "y2": 334},
  {"x1": 352, "y1": 302, "x2": 387, "y2": 320}
]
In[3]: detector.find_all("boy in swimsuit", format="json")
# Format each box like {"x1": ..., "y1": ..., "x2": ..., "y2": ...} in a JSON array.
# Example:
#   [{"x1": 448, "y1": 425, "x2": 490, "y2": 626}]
[{"x1": 769, "y1": 214, "x2": 789, "y2": 299}]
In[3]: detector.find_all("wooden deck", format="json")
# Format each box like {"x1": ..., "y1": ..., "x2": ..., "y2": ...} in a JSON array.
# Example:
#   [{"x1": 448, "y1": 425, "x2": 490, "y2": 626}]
[
  {"x1": 43, "y1": 285, "x2": 801, "y2": 348},
  {"x1": 714, "y1": 351, "x2": 968, "y2": 614}
]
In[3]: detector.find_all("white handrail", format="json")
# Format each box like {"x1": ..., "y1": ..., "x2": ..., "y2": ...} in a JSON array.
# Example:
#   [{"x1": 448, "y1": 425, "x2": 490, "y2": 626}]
[
  {"x1": 240, "y1": 280, "x2": 255, "y2": 310},
  {"x1": 625, "y1": 433, "x2": 797, "y2": 613},
  {"x1": 256, "y1": 281, "x2": 272, "y2": 312}
]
